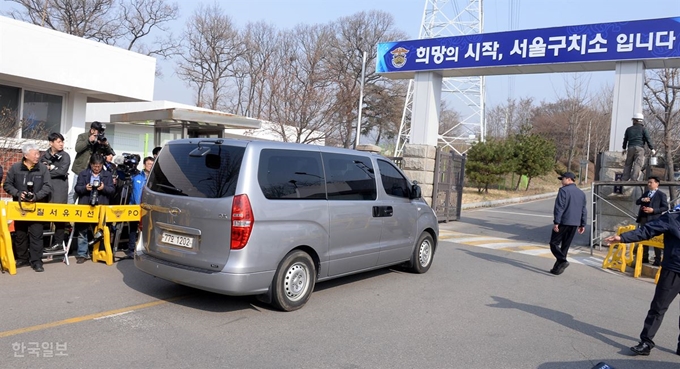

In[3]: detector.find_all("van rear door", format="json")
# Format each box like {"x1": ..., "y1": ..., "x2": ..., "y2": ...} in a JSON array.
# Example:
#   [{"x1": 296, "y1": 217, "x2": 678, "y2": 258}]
[{"x1": 142, "y1": 141, "x2": 246, "y2": 270}]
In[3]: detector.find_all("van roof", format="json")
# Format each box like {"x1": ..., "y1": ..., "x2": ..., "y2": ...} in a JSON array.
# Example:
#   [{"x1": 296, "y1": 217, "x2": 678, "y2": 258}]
[{"x1": 165, "y1": 138, "x2": 385, "y2": 158}]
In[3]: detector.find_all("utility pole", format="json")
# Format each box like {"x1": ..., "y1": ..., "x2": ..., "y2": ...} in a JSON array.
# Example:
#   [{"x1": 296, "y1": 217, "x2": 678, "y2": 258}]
[
  {"x1": 585, "y1": 119, "x2": 592, "y2": 183},
  {"x1": 354, "y1": 51, "x2": 367, "y2": 150}
]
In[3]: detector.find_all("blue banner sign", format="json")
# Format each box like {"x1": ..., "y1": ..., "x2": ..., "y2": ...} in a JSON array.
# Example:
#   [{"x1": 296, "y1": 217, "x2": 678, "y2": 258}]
[{"x1": 377, "y1": 17, "x2": 680, "y2": 76}]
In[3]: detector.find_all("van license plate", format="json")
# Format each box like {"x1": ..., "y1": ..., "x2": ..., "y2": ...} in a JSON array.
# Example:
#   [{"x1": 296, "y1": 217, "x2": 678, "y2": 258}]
[{"x1": 161, "y1": 232, "x2": 193, "y2": 248}]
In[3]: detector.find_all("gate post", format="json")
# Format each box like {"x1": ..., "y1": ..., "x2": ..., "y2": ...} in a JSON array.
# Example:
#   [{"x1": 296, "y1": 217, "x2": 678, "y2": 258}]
[{"x1": 402, "y1": 144, "x2": 437, "y2": 207}]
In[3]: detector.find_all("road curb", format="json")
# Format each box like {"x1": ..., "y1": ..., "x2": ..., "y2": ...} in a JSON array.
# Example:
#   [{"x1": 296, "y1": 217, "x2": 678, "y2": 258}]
[
  {"x1": 461, "y1": 186, "x2": 591, "y2": 210},
  {"x1": 461, "y1": 191, "x2": 558, "y2": 210}
]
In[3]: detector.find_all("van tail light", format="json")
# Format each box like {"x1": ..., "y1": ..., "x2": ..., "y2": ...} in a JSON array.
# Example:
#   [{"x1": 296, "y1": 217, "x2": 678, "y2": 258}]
[{"x1": 231, "y1": 194, "x2": 254, "y2": 250}]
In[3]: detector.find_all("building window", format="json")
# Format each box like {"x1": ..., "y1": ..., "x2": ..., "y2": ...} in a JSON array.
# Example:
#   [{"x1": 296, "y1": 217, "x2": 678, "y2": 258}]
[
  {"x1": 0, "y1": 84, "x2": 21, "y2": 135},
  {"x1": 22, "y1": 90, "x2": 62, "y2": 138}
]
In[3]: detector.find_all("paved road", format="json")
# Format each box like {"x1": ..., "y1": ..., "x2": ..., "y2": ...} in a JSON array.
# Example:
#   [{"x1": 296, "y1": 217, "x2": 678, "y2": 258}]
[{"x1": 1, "y1": 195, "x2": 679, "y2": 368}]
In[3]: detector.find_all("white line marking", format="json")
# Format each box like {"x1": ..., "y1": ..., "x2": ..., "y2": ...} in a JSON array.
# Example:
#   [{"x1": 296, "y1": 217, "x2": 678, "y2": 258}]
[
  {"x1": 479, "y1": 209, "x2": 553, "y2": 218},
  {"x1": 94, "y1": 311, "x2": 133, "y2": 320}
]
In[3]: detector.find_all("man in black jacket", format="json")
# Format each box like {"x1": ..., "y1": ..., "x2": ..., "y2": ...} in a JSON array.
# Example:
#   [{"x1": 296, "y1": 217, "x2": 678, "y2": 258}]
[
  {"x1": 73, "y1": 154, "x2": 115, "y2": 264},
  {"x1": 3, "y1": 144, "x2": 53, "y2": 272},
  {"x1": 41, "y1": 132, "x2": 71, "y2": 252},
  {"x1": 549, "y1": 172, "x2": 587, "y2": 275},
  {"x1": 622, "y1": 113, "x2": 655, "y2": 181},
  {"x1": 605, "y1": 212, "x2": 680, "y2": 357},
  {"x1": 635, "y1": 176, "x2": 668, "y2": 265}
]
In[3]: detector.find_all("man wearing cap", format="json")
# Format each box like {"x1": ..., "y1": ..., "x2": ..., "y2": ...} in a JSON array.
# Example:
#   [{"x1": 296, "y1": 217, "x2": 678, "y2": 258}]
[
  {"x1": 622, "y1": 113, "x2": 655, "y2": 181},
  {"x1": 70, "y1": 121, "x2": 114, "y2": 203},
  {"x1": 549, "y1": 172, "x2": 587, "y2": 275}
]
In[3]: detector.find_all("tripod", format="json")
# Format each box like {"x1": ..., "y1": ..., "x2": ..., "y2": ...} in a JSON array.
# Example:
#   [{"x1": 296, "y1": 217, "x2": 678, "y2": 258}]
[{"x1": 111, "y1": 174, "x2": 134, "y2": 257}]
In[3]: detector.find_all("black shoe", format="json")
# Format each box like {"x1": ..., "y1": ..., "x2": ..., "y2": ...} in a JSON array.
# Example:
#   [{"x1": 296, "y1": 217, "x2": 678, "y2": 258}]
[
  {"x1": 32, "y1": 265, "x2": 44, "y2": 272},
  {"x1": 555, "y1": 261, "x2": 570, "y2": 275},
  {"x1": 44, "y1": 244, "x2": 64, "y2": 252},
  {"x1": 642, "y1": 258, "x2": 650, "y2": 264},
  {"x1": 15, "y1": 260, "x2": 30, "y2": 268},
  {"x1": 76, "y1": 257, "x2": 86, "y2": 264},
  {"x1": 652, "y1": 260, "x2": 661, "y2": 267},
  {"x1": 630, "y1": 342, "x2": 652, "y2": 356},
  {"x1": 676, "y1": 346, "x2": 680, "y2": 356}
]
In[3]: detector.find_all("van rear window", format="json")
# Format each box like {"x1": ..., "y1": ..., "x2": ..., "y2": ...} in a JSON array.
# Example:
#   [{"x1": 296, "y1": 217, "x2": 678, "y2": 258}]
[{"x1": 148, "y1": 143, "x2": 244, "y2": 198}]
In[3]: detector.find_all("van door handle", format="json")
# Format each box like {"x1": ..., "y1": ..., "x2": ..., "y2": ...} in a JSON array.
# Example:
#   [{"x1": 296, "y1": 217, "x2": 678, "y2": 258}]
[{"x1": 372, "y1": 206, "x2": 393, "y2": 217}]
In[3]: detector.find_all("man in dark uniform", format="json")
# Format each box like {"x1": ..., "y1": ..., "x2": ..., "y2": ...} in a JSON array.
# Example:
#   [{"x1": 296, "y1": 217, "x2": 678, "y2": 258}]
[
  {"x1": 41, "y1": 132, "x2": 71, "y2": 252},
  {"x1": 605, "y1": 211, "x2": 680, "y2": 357},
  {"x1": 622, "y1": 113, "x2": 655, "y2": 181},
  {"x1": 549, "y1": 172, "x2": 587, "y2": 275},
  {"x1": 635, "y1": 176, "x2": 668, "y2": 265},
  {"x1": 3, "y1": 144, "x2": 53, "y2": 272}
]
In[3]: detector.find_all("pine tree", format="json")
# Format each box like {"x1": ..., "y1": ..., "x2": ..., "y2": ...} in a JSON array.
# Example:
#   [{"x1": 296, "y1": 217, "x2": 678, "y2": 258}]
[{"x1": 466, "y1": 139, "x2": 513, "y2": 193}]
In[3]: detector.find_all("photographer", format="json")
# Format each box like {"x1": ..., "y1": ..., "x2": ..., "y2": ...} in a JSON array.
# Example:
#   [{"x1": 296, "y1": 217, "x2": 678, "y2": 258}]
[
  {"x1": 125, "y1": 156, "x2": 153, "y2": 259},
  {"x1": 41, "y1": 132, "x2": 71, "y2": 252},
  {"x1": 3, "y1": 144, "x2": 53, "y2": 272},
  {"x1": 71, "y1": 121, "x2": 114, "y2": 203},
  {"x1": 74, "y1": 154, "x2": 114, "y2": 264}
]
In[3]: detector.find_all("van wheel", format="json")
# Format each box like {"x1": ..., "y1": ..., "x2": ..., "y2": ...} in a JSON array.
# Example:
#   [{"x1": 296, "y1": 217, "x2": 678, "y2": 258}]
[
  {"x1": 408, "y1": 233, "x2": 434, "y2": 274},
  {"x1": 271, "y1": 250, "x2": 316, "y2": 312}
]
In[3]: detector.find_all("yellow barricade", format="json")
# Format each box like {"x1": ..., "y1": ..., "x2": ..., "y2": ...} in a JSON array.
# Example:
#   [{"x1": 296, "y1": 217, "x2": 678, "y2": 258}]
[
  {"x1": 637, "y1": 235, "x2": 664, "y2": 283},
  {"x1": 92, "y1": 205, "x2": 142, "y2": 265},
  {"x1": 0, "y1": 201, "x2": 141, "y2": 275},
  {"x1": 602, "y1": 225, "x2": 638, "y2": 273}
]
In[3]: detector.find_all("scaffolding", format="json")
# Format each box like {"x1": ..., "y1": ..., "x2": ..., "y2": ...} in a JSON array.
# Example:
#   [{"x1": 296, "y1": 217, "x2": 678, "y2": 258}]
[{"x1": 395, "y1": 0, "x2": 484, "y2": 157}]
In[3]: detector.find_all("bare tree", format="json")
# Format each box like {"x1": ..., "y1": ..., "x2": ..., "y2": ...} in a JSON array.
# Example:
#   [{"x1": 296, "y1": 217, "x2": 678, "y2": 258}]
[
  {"x1": 644, "y1": 68, "x2": 680, "y2": 180},
  {"x1": 561, "y1": 73, "x2": 592, "y2": 170},
  {"x1": 176, "y1": 3, "x2": 242, "y2": 110},
  {"x1": 230, "y1": 21, "x2": 279, "y2": 119},
  {"x1": 324, "y1": 10, "x2": 407, "y2": 148},
  {"x1": 588, "y1": 84, "x2": 613, "y2": 162},
  {"x1": 265, "y1": 25, "x2": 336, "y2": 143},
  {"x1": 6, "y1": 0, "x2": 179, "y2": 58},
  {"x1": 485, "y1": 97, "x2": 535, "y2": 139}
]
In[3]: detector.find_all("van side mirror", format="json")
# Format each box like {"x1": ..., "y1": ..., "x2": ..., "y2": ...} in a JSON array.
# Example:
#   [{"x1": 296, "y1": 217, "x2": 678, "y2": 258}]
[{"x1": 409, "y1": 182, "x2": 422, "y2": 199}]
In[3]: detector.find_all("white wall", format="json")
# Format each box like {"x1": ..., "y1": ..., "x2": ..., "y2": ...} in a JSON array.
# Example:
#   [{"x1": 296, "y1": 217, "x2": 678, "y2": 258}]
[{"x1": 0, "y1": 16, "x2": 155, "y2": 102}]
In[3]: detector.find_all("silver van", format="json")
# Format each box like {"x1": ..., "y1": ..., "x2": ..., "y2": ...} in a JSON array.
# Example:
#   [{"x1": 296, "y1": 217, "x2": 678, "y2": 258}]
[{"x1": 134, "y1": 139, "x2": 439, "y2": 311}]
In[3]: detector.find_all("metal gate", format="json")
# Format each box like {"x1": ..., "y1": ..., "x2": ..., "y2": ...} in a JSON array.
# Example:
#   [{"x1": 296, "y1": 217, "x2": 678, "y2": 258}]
[{"x1": 432, "y1": 149, "x2": 466, "y2": 222}]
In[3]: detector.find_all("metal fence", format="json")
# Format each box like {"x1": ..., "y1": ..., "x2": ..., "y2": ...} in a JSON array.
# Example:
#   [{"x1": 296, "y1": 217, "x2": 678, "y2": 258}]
[{"x1": 432, "y1": 149, "x2": 466, "y2": 222}]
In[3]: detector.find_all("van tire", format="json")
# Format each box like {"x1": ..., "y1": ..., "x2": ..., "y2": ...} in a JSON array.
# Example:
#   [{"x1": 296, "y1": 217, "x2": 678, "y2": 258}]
[
  {"x1": 271, "y1": 250, "x2": 316, "y2": 312},
  {"x1": 408, "y1": 232, "x2": 434, "y2": 274}
]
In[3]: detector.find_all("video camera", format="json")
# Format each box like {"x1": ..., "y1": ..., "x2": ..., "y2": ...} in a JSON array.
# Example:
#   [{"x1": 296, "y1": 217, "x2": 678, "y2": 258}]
[
  {"x1": 120, "y1": 153, "x2": 141, "y2": 177},
  {"x1": 90, "y1": 179, "x2": 101, "y2": 206}
]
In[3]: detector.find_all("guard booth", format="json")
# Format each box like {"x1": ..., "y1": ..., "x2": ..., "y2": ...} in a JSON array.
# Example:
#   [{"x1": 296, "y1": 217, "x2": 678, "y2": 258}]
[{"x1": 108, "y1": 106, "x2": 264, "y2": 147}]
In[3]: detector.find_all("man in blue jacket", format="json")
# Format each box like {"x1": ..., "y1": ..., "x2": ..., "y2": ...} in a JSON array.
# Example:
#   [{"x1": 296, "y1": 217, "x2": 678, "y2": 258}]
[
  {"x1": 125, "y1": 156, "x2": 154, "y2": 259},
  {"x1": 605, "y1": 212, "x2": 680, "y2": 357},
  {"x1": 549, "y1": 172, "x2": 587, "y2": 275}
]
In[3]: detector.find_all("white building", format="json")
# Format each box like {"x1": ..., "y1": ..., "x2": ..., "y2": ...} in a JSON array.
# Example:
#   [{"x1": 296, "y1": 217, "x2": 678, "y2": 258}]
[{"x1": 0, "y1": 15, "x2": 155, "y2": 156}]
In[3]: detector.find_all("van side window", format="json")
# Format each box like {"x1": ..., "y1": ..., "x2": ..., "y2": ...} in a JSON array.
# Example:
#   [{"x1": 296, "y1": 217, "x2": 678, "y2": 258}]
[
  {"x1": 258, "y1": 149, "x2": 325, "y2": 200},
  {"x1": 377, "y1": 159, "x2": 410, "y2": 199},
  {"x1": 323, "y1": 153, "x2": 376, "y2": 201},
  {"x1": 148, "y1": 144, "x2": 244, "y2": 198}
]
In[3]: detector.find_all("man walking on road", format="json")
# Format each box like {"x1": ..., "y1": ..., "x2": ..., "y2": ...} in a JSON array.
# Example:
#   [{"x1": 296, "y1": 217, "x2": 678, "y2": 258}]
[
  {"x1": 549, "y1": 172, "x2": 586, "y2": 275},
  {"x1": 605, "y1": 212, "x2": 680, "y2": 357}
]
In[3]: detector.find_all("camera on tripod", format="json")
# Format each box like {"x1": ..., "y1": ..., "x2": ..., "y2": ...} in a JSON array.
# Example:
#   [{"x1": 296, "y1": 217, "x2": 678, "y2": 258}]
[
  {"x1": 120, "y1": 153, "x2": 141, "y2": 177},
  {"x1": 24, "y1": 181, "x2": 35, "y2": 201},
  {"x1": 90, "y1": 179, "x2": 101, "y2": 206}
]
